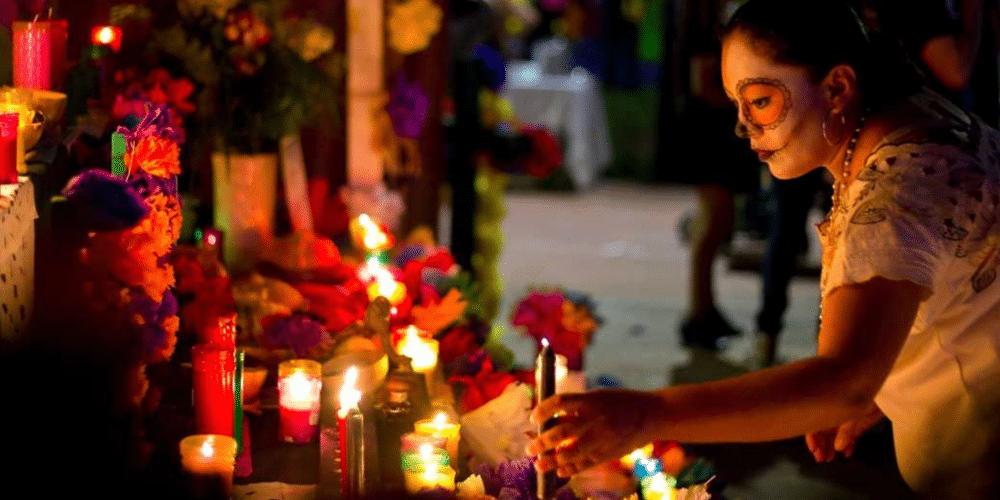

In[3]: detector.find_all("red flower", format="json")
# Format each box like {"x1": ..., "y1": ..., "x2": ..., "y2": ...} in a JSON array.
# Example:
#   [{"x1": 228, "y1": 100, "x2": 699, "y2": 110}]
[
  {"x1": 438, "y1": 325, "x2": 479, "y2": 367},
  {"x1": 448, "y1": 357, "x2": 517, "y2": 414},
  {"x1": 423, "y1": 248, "x2": 456, "y2": 272},
  {"x1": 294, "y1": 282, "x2": 368, "y2": 334},
  {"x1": 520, "y1": 126, "x2": 563, "y2": 178}
]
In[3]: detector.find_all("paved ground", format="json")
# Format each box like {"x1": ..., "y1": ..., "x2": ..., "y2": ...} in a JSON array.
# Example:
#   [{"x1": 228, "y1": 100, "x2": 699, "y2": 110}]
[{"x1": 444, "y1": 180, "x2": 919, "y2": 500}]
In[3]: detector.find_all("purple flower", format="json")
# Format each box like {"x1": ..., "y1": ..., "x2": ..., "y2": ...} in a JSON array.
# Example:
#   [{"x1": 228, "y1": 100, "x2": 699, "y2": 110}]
[
  {"x1": 116, "y1": 105, "x2": 184, "y2": 147},
  {"x1": 450, "y1": 349, "x2": 491, "y2": 378},
  {"x1": 386, "y1": 72, "x2": 429, "y2": 139},
  {"x1": 554, "y1": 486, "x2": 579, "y2": 500},
  {"x1": 262, "y1": 314, "x2": 331, "y2": 357},
  {"x1": 61, "y1": 169, "x2": 149, "y2": 231},
  {"x1": 476, "y1": 461, "x2": 503, "y2": 496}
]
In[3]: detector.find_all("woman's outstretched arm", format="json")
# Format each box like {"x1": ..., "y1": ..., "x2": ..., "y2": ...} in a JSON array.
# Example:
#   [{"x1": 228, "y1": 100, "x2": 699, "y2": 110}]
[{"x1": 529, "y1": 277, "x2": 926, "y2": 476}]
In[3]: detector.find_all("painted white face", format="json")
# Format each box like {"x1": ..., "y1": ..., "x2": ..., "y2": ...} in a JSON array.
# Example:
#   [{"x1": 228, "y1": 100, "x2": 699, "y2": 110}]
[{"x1": 721, "y1": 31, "x2": 832, "y2": 179}]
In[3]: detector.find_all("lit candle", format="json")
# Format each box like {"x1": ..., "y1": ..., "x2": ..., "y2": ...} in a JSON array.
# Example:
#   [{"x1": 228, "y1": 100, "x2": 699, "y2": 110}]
[
  {"x1": 353, "y1": 213, "x2": 391, "y2": 252},
  {"x1": 278, "y1": 359, "x2": 323, "y2": 443},
  {"x1": 191, "y1": 344, "x2": 235, "y2": 437},
  {"x1": 0, "y1": 113, "x2": 17, "y2": 184},
  {"x1": 396, "y1": 326, "x2": 438, "y2": 390},
  {"x1": 403, "y1": 443, "x2": 456, "y2": 494},
  {"x1": 179, "y1": 434, "x2": 238, "y2": 500},
  {"x1": 414, "y1": 412, "x2": 460, "y2": 469},
  {"x1": 91, "y1": 25, "x2": 123, "y2": 52},
  {"x1": 12, "y1": 20, "x2": 53, "y2": 90},
  {"x1": 536, "y1": 338, "x2": 557, "y2": 500},
  {"x1": 640, "y1": 472, "x2": 677, "y2": 500},
  {"x1": 365, "y1": 265, "x2": 407, "y2": 306},
  {"x1": 338, "y1": 366, "x2": 365, "y2": 500}
]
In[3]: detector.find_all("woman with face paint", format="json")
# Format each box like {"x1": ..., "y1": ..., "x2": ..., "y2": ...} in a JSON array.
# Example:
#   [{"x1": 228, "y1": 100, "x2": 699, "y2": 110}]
[{"x1": 527, "y1": 1, "x2": 1000, "y2": 498}]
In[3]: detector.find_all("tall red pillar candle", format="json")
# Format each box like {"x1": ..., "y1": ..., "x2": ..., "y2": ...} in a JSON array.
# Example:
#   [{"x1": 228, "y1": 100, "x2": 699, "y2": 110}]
[
  {"x1": 192, "y1": 344, "x2": 235, "y2": 437},
  {"x1": 0, "y1": 113, "x2": 17, "y2": 184},
  {"x1": 12, "y1": 21, "x2": 53, "y2": 90}
]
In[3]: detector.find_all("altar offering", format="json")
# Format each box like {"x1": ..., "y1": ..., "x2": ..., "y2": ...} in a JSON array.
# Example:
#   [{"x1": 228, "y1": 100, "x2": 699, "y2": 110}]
[
  {"x1": 403, "y1": 443, "x2": 456, "y2": 494},
  {"x1": 278, "y1": 359, "x2": 322, "y2": 443},
  {"x1": 396, "y1": 325, "x2": 438, "y2": 391},
  {"x1": 179, "y1": 434, "x2": 238, "y2": 500}
]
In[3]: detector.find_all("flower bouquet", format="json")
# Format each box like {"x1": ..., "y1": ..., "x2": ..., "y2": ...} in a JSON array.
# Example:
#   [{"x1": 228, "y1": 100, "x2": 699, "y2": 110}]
[{"x1": 511, "y1": 288, "x2": 603, "y2": 371}]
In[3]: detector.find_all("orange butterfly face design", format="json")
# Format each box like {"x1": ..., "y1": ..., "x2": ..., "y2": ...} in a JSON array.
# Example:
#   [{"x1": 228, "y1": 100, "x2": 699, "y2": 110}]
[{"x1": 737, "y1": 78, "x2": 792, "y2": 130}]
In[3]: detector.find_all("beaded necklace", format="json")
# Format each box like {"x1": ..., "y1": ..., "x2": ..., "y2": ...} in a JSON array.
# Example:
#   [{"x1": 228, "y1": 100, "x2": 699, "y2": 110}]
[{"x1": 818, "y1": 110, "x2": 869, "y2": 314}]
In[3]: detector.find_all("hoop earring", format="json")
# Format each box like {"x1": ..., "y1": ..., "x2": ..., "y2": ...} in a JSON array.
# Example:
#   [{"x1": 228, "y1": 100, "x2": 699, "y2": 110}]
[{"x1": 822, "y1": 111, "x2": 847, "y2": 146}]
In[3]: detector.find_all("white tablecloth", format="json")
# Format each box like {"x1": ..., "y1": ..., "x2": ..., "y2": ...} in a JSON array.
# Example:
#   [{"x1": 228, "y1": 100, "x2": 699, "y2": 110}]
[
  {"x1": 503, "y1": 61, "x2": 613, "y2": 191},
  {"x1": 0, "y1": 177, "x2": 36, "y2": 340}
]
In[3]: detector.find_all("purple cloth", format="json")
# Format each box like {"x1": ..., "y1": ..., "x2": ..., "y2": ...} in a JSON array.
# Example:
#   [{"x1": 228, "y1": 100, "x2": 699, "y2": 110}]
[{"x1": 61, "y1": 169, "x2": 149, "y2": 231}]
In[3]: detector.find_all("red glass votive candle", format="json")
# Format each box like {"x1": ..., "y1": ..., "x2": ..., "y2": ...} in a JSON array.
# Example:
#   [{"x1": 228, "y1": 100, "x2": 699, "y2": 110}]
[
  {"x1": 277, "y1": 359, "x2": 322, "y2": 443},
  {"x1": 0, "y1": 113, "x2": 17, "y2": 184},
  {"x1": 199, "y1": 312, "x2": 237, "y2": 349},
  {"x1": 192, "y1": 344, "x2": 235, "y2": 437}
]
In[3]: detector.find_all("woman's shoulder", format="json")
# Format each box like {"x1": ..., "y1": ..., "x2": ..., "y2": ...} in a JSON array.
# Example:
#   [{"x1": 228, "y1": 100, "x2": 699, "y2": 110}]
[{"x1": 860, "y1": 90, "x2": 999, "y2": 179}]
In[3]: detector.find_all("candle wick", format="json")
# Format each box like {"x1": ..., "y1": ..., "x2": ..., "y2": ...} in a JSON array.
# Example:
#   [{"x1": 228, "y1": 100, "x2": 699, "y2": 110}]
[{"x1": 31, "y1": 13, "x2": 39, "y2": 25}]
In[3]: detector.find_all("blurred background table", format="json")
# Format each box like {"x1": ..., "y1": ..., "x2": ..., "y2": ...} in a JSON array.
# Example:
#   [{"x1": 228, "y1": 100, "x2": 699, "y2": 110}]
[{"x1": 503, "y1": 61, "x2": 613, "y2": 191}]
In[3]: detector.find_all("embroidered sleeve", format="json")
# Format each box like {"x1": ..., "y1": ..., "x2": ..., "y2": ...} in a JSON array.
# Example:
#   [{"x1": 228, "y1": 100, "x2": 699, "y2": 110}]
[{"x1": 821, "y1": 142, "x2": 974, "y2": 297}]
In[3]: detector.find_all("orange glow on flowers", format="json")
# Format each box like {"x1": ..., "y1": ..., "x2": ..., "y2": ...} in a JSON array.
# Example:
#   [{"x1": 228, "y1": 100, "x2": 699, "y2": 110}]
[{"x1": 125, "y1": 136, "x2": 181, "y2": 178}]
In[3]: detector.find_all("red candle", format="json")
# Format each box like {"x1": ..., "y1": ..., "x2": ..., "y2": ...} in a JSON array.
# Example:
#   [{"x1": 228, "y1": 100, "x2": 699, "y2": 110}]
[
  {"x1": 199, "y1": 312, "x2": 237, "y2": 349},
  {"x1": 0, "y1": 113, "x2": 17, "y2": 184},
  {"x1": 192, "y1": 344, "x2": 235, "y2": 437},
  {"x1": 12, "y1": 21, "x2": 54, "y2": 90}
]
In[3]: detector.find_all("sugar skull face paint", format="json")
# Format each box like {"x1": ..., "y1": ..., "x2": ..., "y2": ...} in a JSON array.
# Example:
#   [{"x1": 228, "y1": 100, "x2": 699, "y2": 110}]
[
  {"x1": 737, "y1": 78, "x2": 792, "y2": 129},
  {"x1": 722, "y1": 30, "x2": 832, "y2": 180}
]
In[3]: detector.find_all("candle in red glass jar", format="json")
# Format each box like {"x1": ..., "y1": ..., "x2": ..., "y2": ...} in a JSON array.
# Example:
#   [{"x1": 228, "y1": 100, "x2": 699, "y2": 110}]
[
  {"x1": 192, "y1": 344, "x2": 235, "y2": 437},
  {"x1": 0, "y1": 113, "x2": 17, "y2": 184},
  {"x1": 199, "y1": 312, "x2": 237, "y2": 349},
  {"x1": 12, "y1": 20, "x2": 53, "y2": 90}
]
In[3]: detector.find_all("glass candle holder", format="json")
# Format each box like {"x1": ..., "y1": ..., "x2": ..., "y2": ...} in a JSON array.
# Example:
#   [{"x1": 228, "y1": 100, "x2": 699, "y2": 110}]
[
  {"x1": 179, "y1": 434, "x2": 238, "y2": 500},
  {"x1": 12, "y1": 21, "x2": 53, "y2": 90},
  {"x1": 192, "y1": 344, "x2": 235, "y2": 437},
  {"x1": 413, "y1": 412, "x2": 460, "y2": 469},
  {"x1": 278, "y1": 359, "x2": 322, "y2": 443},
  {"x1": 199, "y1": 311, "x2": 237, "y2": 349},
  {"x1": 402, "y1": 462, "x2": 456, "y2": 494},
  {"x1": 0, "y1": 113, "x2": 17, "y2": 184},
  {"x1": 401, "y1": 433, "x2": 449, "y2": 472}
]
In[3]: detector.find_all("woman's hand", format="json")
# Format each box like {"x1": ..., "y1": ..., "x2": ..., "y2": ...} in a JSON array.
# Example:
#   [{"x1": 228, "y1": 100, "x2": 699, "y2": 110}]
[
  {"x1": 525, "y1": 389, "x2": 665, "y2": 478},
  {"x1": 805, "y1": 402, "x2": 885, "y2": 462}
]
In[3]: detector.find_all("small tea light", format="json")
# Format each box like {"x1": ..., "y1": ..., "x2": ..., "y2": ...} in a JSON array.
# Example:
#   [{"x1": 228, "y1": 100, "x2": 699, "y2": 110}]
[
  {"x1": 179, "y1": 434, "x2": 238, "y2": 500},
  {"x1": 396, "y1": 326, "x2": 438, "y2": 390},
  {"x1": 414, "y1": 412, "x2": 460, "y2": 468},
  {"x1": 351, "y1": 213, "x2": 393, "y2": 253},
  {"x1": 278, "y1": 359, "x2": 322, "y2": 443},
  {"x1": 365, "y1": 265, "x2": 407, "y2": 306},
  {"x1": 403, "y1": 443, "x2": 456, "y2": 494},
  {"x1": 91, "y1": 25, "x2": 123, "y2": 52},
  {"x1": 640, "y1": 472, "x2": 676, "y2": 500}
]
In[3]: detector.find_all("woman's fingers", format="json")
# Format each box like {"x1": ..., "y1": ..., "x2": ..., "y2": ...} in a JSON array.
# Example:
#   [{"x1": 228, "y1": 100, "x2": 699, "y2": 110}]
[
  {"x1": 531, "y1": 393, "x2": 588, "y2": 425},
  {"x1": 805, "y1": 429, "x2": 835, "y2": 463}
]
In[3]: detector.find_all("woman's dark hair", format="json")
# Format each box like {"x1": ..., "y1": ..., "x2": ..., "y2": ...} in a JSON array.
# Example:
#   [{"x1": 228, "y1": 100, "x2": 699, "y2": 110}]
[{"x1": 722, "y1": 0, "x2": 923, "y2": 109}]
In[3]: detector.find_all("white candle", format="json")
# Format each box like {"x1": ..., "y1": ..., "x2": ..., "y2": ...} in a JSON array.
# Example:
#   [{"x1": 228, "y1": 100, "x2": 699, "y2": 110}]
[{"x1": 179, "y1": 434, "x2": 238, "y2": 500}]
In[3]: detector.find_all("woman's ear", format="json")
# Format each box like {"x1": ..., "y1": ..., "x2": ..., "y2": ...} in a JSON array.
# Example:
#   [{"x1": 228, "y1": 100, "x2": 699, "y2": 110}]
[{"x1": 822, "y1": 64, "x2": 860, "y2": 115}]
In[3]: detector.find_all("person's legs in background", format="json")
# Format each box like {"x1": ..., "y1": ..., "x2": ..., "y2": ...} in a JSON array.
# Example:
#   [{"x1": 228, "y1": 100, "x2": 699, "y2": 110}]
[
  {"x1": 751, "y1": 169, "x2": 826, "y2": 368},
  {"x1": 681, "y1": 182, "x2": 742, "y2": 350}
]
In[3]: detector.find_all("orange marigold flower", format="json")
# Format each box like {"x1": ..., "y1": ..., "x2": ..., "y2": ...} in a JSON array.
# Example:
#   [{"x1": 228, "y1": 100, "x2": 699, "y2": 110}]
[{"x1": 125, "y1": 136, "x2": 181, "y2": 178}]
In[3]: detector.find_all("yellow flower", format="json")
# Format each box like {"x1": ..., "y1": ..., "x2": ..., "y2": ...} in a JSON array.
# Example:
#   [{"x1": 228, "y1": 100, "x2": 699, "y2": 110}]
[
  {"x1": 388, "y1": 0, "x2": 443, "y2": 55},
  {"x1": 125, "y1": 136, "x2": 181, "y2": 178}
]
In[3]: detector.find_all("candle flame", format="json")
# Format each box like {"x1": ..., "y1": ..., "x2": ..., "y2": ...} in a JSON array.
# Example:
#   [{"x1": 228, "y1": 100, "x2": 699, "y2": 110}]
[
  {"x1": 96, "y1": 26, "x2": 115, "y2": 45},
  {"x1": 200, "y1": 438, "x2": 214, "y2": 458},
  {"x1": 541, "y1": 337, "x2": 549, "y2": 348},
  {"x1": 339, "y1": 366, "x2": 361, "y2": 415},
  {"x1": 419, "y1": 443, "x2": 434, "y2": 460},
  {"x1": 358, "y1": 214, "x2": 388, "y2": 250},
  {"x1": 433, "y1": 412, "x2": 447, "y2": 428}
]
